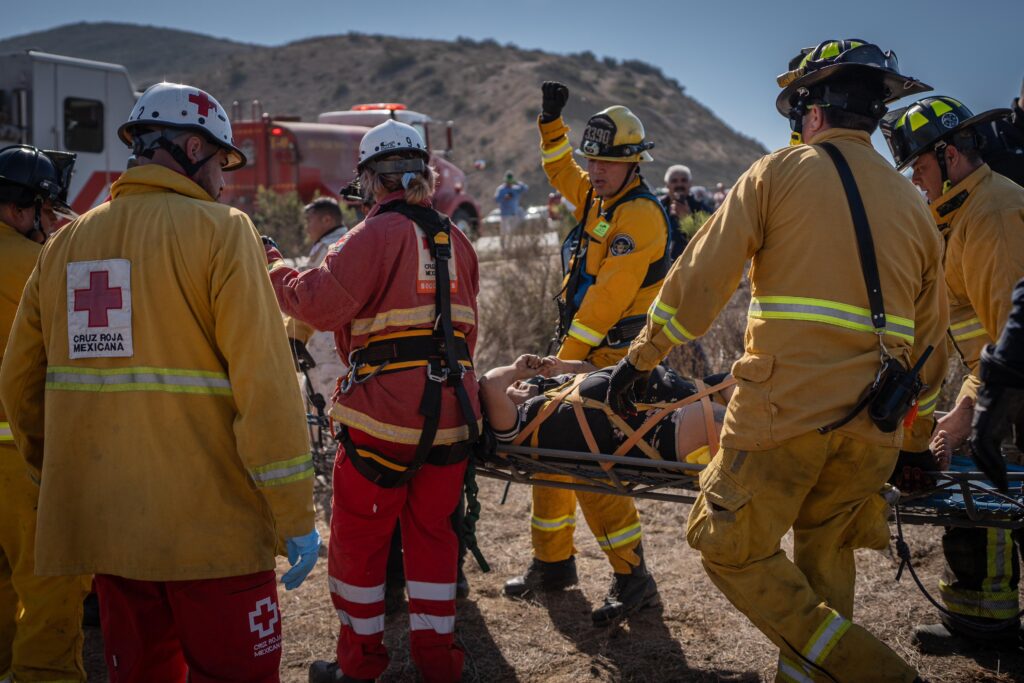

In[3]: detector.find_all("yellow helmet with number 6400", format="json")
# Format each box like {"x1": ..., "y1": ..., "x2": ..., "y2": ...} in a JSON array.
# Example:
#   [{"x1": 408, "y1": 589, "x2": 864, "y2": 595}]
[{"x1": 576, "y1": 106, "x2": 655, "y2": 163}]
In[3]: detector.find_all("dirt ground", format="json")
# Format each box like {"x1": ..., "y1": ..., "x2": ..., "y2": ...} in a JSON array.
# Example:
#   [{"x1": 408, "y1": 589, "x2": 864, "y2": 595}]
[{"x1": 82, "y1": 476, "x2": 1024, "y2": 682}]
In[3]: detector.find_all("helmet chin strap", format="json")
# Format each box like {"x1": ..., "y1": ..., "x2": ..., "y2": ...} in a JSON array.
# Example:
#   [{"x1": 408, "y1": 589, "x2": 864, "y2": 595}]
[
  {"x1": 934, "y1": 142, "x2": 952, "y2": 194},
  {"x1": 133, "y1": 130, "x2": 218, "y2": 179},
  {"x1": 609, "y1": 163, "x2": 638, "y2": 197},
  {"x1": 21, "y1": 202, "x2": 46, "y2": 243}
]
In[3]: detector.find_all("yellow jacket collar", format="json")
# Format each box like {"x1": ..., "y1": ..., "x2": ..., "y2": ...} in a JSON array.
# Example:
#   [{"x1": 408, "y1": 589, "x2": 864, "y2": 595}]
[
  {"x1": 110, "y1": 165, "x2": 215, "y2": 202},
  {"x1": 931, "y1": 164, "x2": 990, "y2": 232},
  {"x1": 806, "y1": 128, "x2": 874, "y2": 148},
  {"x1": 0, "y1": 220, "x2": 18, "y2": 238}
]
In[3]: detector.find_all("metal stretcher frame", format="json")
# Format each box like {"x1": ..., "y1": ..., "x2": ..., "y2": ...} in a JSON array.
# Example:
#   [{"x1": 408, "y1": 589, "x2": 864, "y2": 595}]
[{"x1": 477, "y1": 446, "x2": 1024, "y2": 529}]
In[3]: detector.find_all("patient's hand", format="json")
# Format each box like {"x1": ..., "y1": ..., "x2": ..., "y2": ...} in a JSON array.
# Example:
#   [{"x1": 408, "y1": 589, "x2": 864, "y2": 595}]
[
  {"x1": 512, "y1": 354, "x2": 546, "y2": 378},
  {"x1": 930, "y1": 431, "x2": 953, "y2": 471},
  {"x1": 932, "y1": 397, "x2": 974, "y2": 454}
]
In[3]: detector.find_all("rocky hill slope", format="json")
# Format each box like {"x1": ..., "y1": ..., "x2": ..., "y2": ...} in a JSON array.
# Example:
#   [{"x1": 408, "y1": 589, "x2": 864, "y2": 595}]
[{"x1": 1, "y1": 22, "x2": 767, "y2": 204}]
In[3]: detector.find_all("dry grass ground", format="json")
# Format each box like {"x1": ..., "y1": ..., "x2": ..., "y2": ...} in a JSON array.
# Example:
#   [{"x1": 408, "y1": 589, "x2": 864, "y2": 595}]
[{"x1": 84, "y1": 478, "x2": 1024, "y2": 682}]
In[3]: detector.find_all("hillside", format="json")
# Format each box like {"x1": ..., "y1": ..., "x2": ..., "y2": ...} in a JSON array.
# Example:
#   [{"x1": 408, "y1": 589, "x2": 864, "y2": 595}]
[{"x1": 0, "y1": 22, "x2": 767, "y2": 205}]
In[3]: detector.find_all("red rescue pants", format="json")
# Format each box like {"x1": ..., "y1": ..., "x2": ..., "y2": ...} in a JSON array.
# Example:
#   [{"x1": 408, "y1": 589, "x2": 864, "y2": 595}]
[
  {"x1": 94, "y1": 571, "x2": 282, "y2": 683},
  {"x1": 329, "y1": 429, "x2": 466, "y2": 683}
]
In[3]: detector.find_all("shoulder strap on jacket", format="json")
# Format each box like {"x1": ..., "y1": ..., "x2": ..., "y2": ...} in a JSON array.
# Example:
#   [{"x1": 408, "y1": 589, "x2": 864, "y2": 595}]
[{"x1": 818, "y1": 142, "x2": 886, "y2": 331}]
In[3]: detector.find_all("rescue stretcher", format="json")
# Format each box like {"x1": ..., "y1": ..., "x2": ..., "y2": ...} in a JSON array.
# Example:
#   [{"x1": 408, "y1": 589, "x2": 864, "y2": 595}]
[{"x1": 472, "y1": 375, "x2": 1024, "y2": 530}]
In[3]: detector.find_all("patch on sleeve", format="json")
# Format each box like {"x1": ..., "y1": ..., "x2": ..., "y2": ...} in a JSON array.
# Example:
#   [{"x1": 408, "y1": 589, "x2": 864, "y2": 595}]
[
  {"x1": 609, "y1": 234, "x2": 636, "y2": 256},
  {"x1": 67, "y1": 259, "x2": 133, "y2": 359}
]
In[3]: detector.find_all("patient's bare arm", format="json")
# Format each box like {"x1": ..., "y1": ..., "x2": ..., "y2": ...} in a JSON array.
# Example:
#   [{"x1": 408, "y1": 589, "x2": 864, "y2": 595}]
[
  {"x1": 539, "y1": 356, "x2": 597, "y2": 376},
  {"x1": 479, "y1": 355, "x2": 550, "y2": 432}
]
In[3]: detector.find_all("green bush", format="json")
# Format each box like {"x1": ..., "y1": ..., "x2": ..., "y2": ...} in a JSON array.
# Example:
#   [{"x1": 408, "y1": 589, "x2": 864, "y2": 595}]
[{"x1": 251, "y1": 188, "x2": 305, "y2": 257}]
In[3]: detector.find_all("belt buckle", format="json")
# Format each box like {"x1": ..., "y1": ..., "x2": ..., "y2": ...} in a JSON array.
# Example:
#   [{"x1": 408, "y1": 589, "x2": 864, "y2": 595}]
[{"x1": 426, "y1": 359, "x2": 449, "y2": 383}]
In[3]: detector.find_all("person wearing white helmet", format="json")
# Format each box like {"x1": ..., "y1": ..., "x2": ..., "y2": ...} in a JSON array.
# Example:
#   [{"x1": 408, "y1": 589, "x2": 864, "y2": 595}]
[
  {"x1": 265, "y1": 119, "x2": 480, "y2": 683},
  {"x1": 118, "y1": 81, "x2": 246, "y2": 200},
  {"x1": 0, "y1": 82, "x2": 319, "y2": 681}
]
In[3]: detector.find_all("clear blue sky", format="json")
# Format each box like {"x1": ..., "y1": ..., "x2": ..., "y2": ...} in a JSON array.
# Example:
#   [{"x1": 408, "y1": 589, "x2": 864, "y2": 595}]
[{"x1": 7, "y1": 0, "x2": 1023, "y2": 161}]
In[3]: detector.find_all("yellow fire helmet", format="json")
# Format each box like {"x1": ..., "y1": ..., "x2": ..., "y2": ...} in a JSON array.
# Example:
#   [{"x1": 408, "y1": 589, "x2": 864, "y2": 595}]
[{"x1": 576, "y1": 106, "x2": 655, "y2": 163}]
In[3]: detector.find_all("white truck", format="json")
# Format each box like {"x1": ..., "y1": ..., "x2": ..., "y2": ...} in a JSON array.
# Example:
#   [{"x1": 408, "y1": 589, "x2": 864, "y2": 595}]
[{"x1": 0, "y1": 50, "x2": 136, "y2": 213}]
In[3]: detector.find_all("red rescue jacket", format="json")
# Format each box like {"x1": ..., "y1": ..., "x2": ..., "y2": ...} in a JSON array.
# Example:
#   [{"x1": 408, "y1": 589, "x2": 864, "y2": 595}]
[{"x1": 269, "y1": 191, "x2": 482, "y2": 453}]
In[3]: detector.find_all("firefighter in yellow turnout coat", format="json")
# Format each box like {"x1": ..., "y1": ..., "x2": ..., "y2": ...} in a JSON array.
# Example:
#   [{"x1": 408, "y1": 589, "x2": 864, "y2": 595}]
[
  {"x1": 503, "y1": 82, "x2": 669, "y2": 624},
  {"x1": 610, "y1": 40, "x2": 947, "y2": 681},
  {"x1": 883, "y1": 96, "x2": 1024, "y2": 650},
  {"x1": 0, "y1": 83, "x2": 319, "y2": 680},
  {"x1": 0, "y1": 146, "x2": 91, "y2": 683}
]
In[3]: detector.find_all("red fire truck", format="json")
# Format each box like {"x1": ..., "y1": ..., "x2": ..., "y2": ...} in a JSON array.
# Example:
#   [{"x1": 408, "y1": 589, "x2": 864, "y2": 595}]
[{"x1": 222, "y1": 102, "x2": 481, "y2": 234}]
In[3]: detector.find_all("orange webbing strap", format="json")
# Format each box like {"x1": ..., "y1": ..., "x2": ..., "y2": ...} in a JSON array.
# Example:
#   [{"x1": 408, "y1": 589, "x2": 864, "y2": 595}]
[
  {"x1": 610, "y1": 377, "x2": 736, "y2": 458},
  {"x1": 566, "y1": 386, "x2": 620, "y2": 471},
  {"x1": 511, "y1": 374, "x2": 588, "y2": 447},
  {"x1": 693, "y1": 378, "x2": 720, "y2": 457}
]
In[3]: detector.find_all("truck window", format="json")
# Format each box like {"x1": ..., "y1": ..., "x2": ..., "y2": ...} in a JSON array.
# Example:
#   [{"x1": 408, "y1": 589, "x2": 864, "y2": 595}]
[{"x1": 64, "y1": 98, "x2": 104, "y2": 153}]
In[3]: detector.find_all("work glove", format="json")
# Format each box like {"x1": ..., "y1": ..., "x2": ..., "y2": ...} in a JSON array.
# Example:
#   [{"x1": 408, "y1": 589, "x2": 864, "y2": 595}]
[
  {"x1": 967, "y1": 345, "x2": 1024, "y2": 493},
  {"x1": 282, "y1": 528, "x2": 321, "y2": 591},
  {"x1": 606, "y1": 359, "x2": 651, "y2": 417},
  {"x1": 888, "y1": 450, "x2": 939, "y2": 494},
  {"x1": 541, "y1": 81, "x2": 569, "y2": 123}
]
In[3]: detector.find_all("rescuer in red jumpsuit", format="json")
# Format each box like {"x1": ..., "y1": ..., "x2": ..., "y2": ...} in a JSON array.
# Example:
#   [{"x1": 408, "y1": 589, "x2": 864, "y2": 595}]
[{"x1": 266, "y1": 120, "x2": 481, "y2": 683}]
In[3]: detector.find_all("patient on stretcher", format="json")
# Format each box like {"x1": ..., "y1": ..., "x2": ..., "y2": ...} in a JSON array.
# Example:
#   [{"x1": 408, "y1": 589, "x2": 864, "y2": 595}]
[{"x1": 479, "y1": 355, "x2": 731, "y2": 464}]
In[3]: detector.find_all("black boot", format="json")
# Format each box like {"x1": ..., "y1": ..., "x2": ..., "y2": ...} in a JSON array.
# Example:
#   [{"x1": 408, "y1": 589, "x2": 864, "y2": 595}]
[
  {"x1": 912, "y1": 617, "x2": 1022, "y2": 654},
  {"x1": 591, "y1": 548, "x2": 660, "y2": 625},
  {"x1": 503, "y1": 557, "x2": 578, "y2": 597},
  {"x1": 309, "y1": 660, "x2": 375, "y2": 683}
]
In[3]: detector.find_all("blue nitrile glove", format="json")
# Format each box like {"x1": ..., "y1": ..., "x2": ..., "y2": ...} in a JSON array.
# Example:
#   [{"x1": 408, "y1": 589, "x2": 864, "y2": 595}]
[{"x1": 282, "y1": 528, "x2": 321, "y2": 590}]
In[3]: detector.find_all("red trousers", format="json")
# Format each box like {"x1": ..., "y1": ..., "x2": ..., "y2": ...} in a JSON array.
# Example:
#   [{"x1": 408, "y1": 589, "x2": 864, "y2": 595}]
[
  {"x1": 330, "y1": 429, "x2": 467, "y2": 682},
  {"x1": 94, "y1": 571, "x2": 282, "y2": 683}
]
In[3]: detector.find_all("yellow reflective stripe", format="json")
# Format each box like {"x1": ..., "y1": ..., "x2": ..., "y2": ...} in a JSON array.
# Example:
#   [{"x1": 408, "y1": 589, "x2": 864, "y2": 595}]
[
  {"x1": 820, "y1": 42, "x2": 841, "y2": 59},
  {"x1": 330, "y1": 404, "x2": 480, "y2": 445},
  {"x1": 777, "y1": 655, "x2": 814, "y2": 683},
  {"x1": 909, "y1": 111, "x2": 930, "y2": 131},
  {"x1": 356, "y1": 359, "x2": 472, "y2": 377},
  {"x1": 357, "y1": 448, "x2": 407, "y2": 472},
  {"x1": 568, "y1": 320, "x2": 603, "y2": 347},
  {"x1": 931, "y1": 100, "x2": 954, "y2": 117},
  {"x1": 663, "y1": 316, "x2": 696, "y2": 345},
  {"x1": 250, "y1": 453, "x2": 314, "y2": 487},
  {"x1": 531, "y1": 514, "x2": 576, "y2": 531},
  {"x1": 917, "y1": 387, "x2": 941, "y2": 416},
  {"x1": 984, "y1": 528, "x2": 1015, "y2": 594},
  {"x1": 0, "y1": 422, "x2": 11, "y2": 442},
  {"x1": 940, "y1": 581, "x2": 1019, "y2": 619},
  {"x1": 351, "y1": 304, "x2": 476, "y2": 337},
  {"x1": 650, "y1": 298, "x2": 677, "y2": 326},
  {"x1": 802, "y1": 610, "x2": 851, "y2": 665},
  {"x1": 596, "y1": 522, "x2": 642, "y2": 550},
  {"x1": 541, "y1": 139, "x2": 572, "y2": 164},
  {"x1": 950, "y1": 316, "x2": 986, "y2": 342},
  {"x1": 46, "y1": 366, "x2": 231, "y2": 396},
  {"x1": 750, "y1": 296, "x2": 915, "y2": 342},
  {"x1": 268, "y1": 259, "x2": 288, "y2": 273}
]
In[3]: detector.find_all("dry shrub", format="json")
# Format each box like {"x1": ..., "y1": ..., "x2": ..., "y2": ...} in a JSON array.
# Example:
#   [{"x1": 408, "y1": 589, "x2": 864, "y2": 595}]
[{"x1": 474, "y1": 225, "x2": 563, "y2": 371}]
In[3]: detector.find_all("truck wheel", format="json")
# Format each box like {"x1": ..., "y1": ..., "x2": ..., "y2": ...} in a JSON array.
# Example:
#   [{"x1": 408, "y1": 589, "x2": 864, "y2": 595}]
[{"x1": 452, "y1": 206, "x2": 479, "y2": 241}]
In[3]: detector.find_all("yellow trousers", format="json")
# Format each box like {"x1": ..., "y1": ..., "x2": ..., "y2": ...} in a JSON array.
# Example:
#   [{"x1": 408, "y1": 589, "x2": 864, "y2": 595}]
[
  {"x1": 0, "y1": 446, "x2": 91, "y2": 683},
  {"x1": 531, "y1": 474, "x2": 641, "y2": 574},
  {"x1": 686, "y1": 432, "x2": 916, "y2": 683}
]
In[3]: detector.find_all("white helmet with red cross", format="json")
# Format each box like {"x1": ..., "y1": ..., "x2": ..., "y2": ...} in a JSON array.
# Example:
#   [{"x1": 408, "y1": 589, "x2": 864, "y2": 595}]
[{"x1": 118, "y1": 82, "x2": 246, "y2": 171}]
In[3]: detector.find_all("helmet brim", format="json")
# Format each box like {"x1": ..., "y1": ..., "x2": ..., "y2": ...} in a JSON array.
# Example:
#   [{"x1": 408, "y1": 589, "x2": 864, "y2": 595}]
[
  {"x1": 574, "y1": 149, "x2": 654, "y2": 163},
  {"x1": 118, "y1": 121, "x2": 247, "y2": 171},
  {"x1": 891, "y1": 107, "x2": 1013, "y2": 171},
  {"x1": 356, "y1": 147, "x2": 430, "y2": 172},
  {"x1": 776, "y1": 64, "x2": 932, "y2": 116}
]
